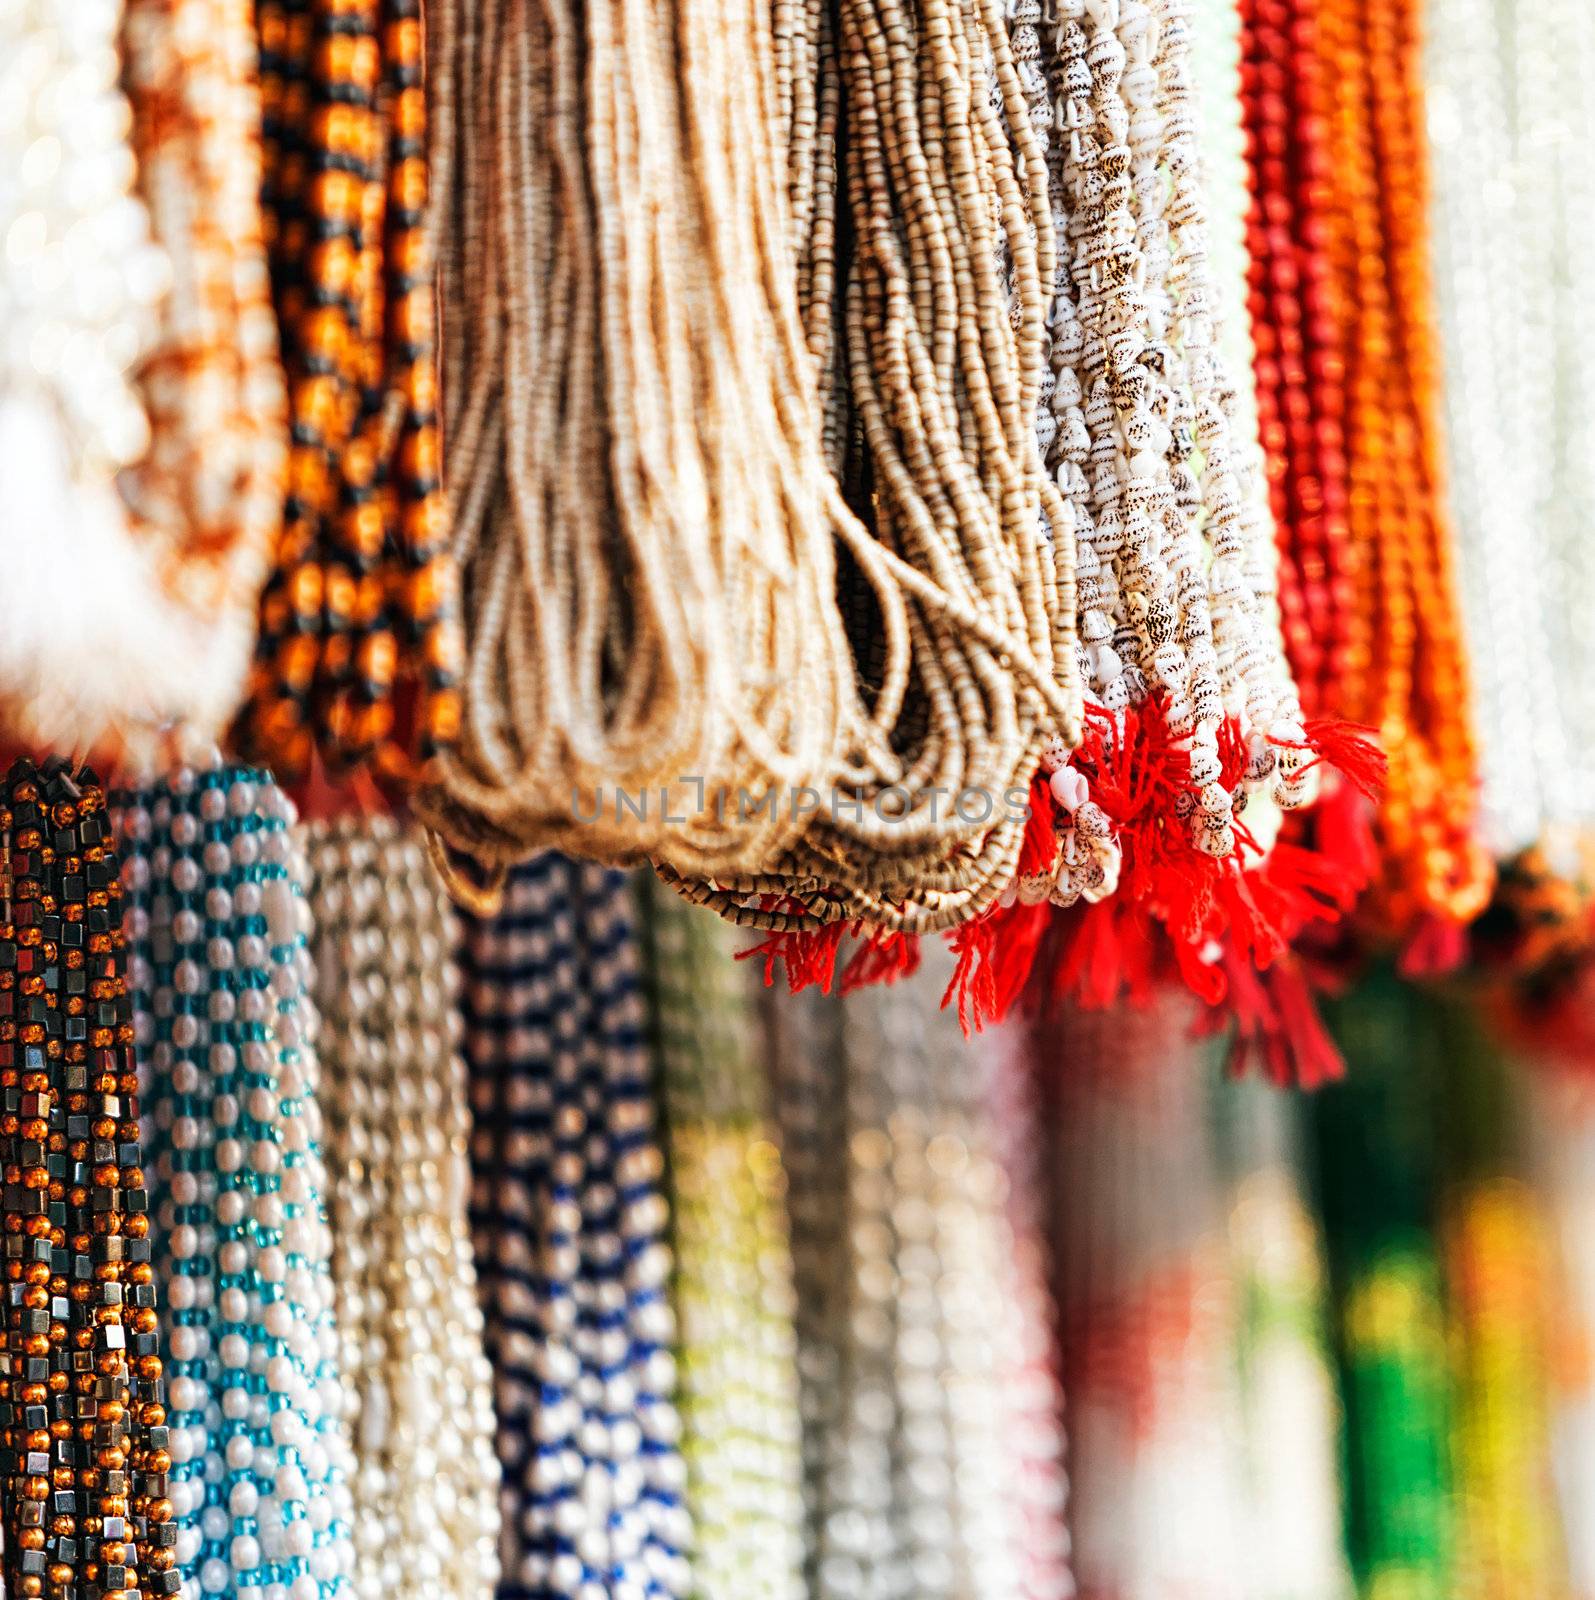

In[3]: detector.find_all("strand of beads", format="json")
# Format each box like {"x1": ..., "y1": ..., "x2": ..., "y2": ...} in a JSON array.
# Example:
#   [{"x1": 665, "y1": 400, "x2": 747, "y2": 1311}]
[
  {"x1": 116, "y1": 761, "x2": 355, "y2": 1600},
  {"x1": 243, "y1": 0, "x2": 459, "y2": 785},
  {"x1": 1210, "y1": 1073, "x2": 1351, "y2": 1600},
  {"x1": 1283, "y1": 0, "x2": 1489, "y2": 939},
  {"x1": 1431, "y1": 1010, "x2": 1563, "y2": 1600},
  {"x1": 0, "y1": 757, "x2": 177, "y2": 1600},
  {"x1": 1035, "y1": 997, "x2": 1251, "y2": 1600},
  {"x1": 765, "y1": 952, "x2": 1073, "y2": 1600},
  {"x1": 1314, "y1": 974, "x2": 1455, "y2": 1598},
  {"x1": 462, "y1": 858, "x2": 690, "y2": 1600},
  {"x1": 302, "y1": 817, "x2": 500, "y2": 1600},
  {"x1": 635, "y1": 880, "x2": 804, "y2": 1600}
]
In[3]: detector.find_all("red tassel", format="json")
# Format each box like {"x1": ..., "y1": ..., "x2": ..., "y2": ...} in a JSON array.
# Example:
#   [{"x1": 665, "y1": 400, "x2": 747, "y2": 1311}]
[
  {"x1": 1397, "y1": 911, "x2": 1468, "y2": 979},
  {"x1": 1216, "y1": 951, "x2": 1345, "y2": 1088},
  {"x1": 944, "y1": 914, "x2": 999, "y2": 1035},
  {"x1": 840, "y1": 929, "x2": 923, "y2": 994},
  {"x1": 1016, "y1": 777, "x2": 1058, "y2": 879},
  {"x1": 1301, "y1": 716, "x2": 1387, "y2": 802},
  {"x1": 941, "y1": 900, "x2": 1052, "y2": 1034},
  {"x1": 737, "y1": 920, "x2": 848, "y2": 994}
]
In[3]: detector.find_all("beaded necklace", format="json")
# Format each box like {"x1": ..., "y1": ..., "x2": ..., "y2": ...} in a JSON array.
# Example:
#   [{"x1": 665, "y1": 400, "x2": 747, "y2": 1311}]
[
  {"x1": 765, "y1": 958, "x2": 1073, "y2": 1600},
  {"x1": 115, "y1": 761, "x2": 355, "y2": 1600},
  {"x1": 1036, "y1": 999, "x2": 1250, "y2": 1600},
  {"x1": 1209, "y1": 1073, "x2": 1350, "y2": 1600},
  {"x1": 1243, "y1": 0, "x2": 1490, "y2": 940},
  {"x1": 425, "y1": 0, "x2": 1083, "y2": 926},
  {"x1": 635, "y1": 880, "x2": 804, "y2": 1600},
  {"x1": 1426, "y1": 0, "x2": 1595, "y2": 1007},
  {"x1": 1525, "y1": 1070, "x2": 1595, "y2": 1600},
  {"x1": 1315, "y1": 973, "x2": 1454, "y2": 1600},
  {"x1": 1433, "y1": 1008, "x2": 1565, "y2": 1600},
  {"x1": 0, "y1": 757, "x2": 176, "y2": 1600},
  {"x1": 244, "y1": 0, "x2": 460, "y2": 786},
  {"x1": 0, "y1": 0, "x2": 291, "y2": 761},
  {"x1": 461, "y1": 858, "x2": 690, "y2": 1600},
  {"x1": 303, "y1": 818, "x2": 501, "y2": 1600}
]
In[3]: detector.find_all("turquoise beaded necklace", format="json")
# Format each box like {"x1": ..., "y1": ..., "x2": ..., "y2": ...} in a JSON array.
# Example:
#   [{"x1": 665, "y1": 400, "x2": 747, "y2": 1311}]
[{"x1": 117, "y1": 760, "x2": 355, "y2": 1600}]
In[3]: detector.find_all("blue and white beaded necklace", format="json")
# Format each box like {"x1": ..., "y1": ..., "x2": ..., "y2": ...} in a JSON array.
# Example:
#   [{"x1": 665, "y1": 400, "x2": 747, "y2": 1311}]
[
  {"x1": 118, "y1": 759, "x2": 355, "y2": 1600},
  {"x1": 462, "y1": 857, "x2": 690, "y2": 1600}
]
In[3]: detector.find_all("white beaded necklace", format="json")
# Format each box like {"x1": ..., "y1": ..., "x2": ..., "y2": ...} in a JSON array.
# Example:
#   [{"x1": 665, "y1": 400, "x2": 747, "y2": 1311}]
[
  {"x1": 766, "y1": 956, "x2": 1074, "y2": 1600},
  {"x1": 118, "y1": 760, "x2": 356, "y2": 1600},
  {"x1": 1427, "y1": 0, "x2": 1595, "y2": 860},
  {"x1": 303, "y1": 817, "x2": 502, "y2": 1600}
]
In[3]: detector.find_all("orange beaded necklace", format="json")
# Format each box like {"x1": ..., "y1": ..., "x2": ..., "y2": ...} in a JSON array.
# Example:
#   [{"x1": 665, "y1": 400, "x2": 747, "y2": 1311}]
[
  {"x1": 1248, "y1": 0, "x2": 1491, "y2": 942},
  {"x1": 244, "y1": 0, "x2": 461, "y2": 789}
]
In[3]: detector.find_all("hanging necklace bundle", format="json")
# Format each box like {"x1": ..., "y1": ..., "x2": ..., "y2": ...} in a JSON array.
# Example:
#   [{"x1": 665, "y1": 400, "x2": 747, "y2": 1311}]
[
  {"x1": 0, "y1": 757, "x2": 177, "y2": 1600},
  {"x1": 420, "y1": 0, "x2": 1083, "y2": 921},
  {"x1": 635, "y1": 881, "x2": 804, "y2": 1600},
  {"x1": 764, "y1": 956, "x2": 1073, "y2": 1600},
  {"x1": 1314, "y1": 974, "x2": 1455, "y2": 1600},
  {"x1": 1434, "y1": 1010, "x2": 1565, "y2": 1600},
  {"x1": 303, "y1": 818, "x2": 500, "y2": 1600},
  {"x1": 115, "y1": 760, "x2": 355, "y2": 1600},
  {"x1": 461, "y1": 857, "x2": 690, "y2": 1599},
  {"x1": 1526, "y1": 1070, "x2": 1595, "y2": 1600},
  {"x1": 1240, "y1": 0, "x2": 1491, "y2": 948},
  {"x1": 1210, "y1": 1074, "x2": 1351, "y2": 1600},
  {"x1": 1426, "y1": 0, "x2": 1595, "y2": 1012},
  {"x1": 0, "y1": 0, "x2": 288, "y2": 761},
  {"x1": 240, "y1": 0, "x2": 460, "y2": 787},
  {"x1": 746, "y1": 0, "x2": 1383, "y2": 1035},
  {"x1": 1035, "y1": 999, "x2": 1251, "y2": 1600}
]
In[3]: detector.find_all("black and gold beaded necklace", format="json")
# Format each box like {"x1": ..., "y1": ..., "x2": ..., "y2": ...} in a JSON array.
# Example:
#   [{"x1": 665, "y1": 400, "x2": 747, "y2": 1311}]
[{"x1": 0, "y1": 756, "x2": 176, "y2": 1600}]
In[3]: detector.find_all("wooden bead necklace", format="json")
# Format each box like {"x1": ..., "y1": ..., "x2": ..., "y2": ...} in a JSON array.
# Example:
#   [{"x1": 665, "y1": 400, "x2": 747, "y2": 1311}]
[
  {"x1": 0, "y1": 756, "x2": 177, "y2": 1600},
  {"x1": 244, "y1": 0, "x2": 461, "y2": 789},
  {"x1": 1242, "y1": 0, "x2": 1492, "y2": 940},
  {"x1": 421, "y1": 0, "x2": 1083, "y2": 934}
]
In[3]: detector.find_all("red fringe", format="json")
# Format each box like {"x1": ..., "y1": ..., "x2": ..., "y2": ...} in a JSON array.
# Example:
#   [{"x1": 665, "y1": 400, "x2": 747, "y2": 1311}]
[
  {"x1": 840, "y1": 929, "x2": 923, "y2": 995},
  {"x1": 1207, "y1": 952, "x2": 1345, "y2": 1088},
  {"x1": 1301, "y1": 717, "x2": 1387, "y2": 802},
  {"x1": 1016, "y1": 776, "x2": 1058, "y2": 879},
  {"x1": 1397, "y1": 911, "x2": 1468, "y2": 979},
  {"x1": 943, "y1": 900, "x2": 1050, "y2": 1036}
]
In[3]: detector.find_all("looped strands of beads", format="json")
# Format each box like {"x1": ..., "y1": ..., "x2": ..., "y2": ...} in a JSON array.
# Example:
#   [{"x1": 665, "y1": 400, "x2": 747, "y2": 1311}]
[
  {"x1": 0, "y1": 0, "x2": 285, "y2": 762},
  {"x1": 746, "y1": 0, "x2": 1386, "y2": 1039},
  {"x1": 0, "y1": 756, "x2": 178, "y2": 1600},
  {"x1": 241, "y1": 0, "x2": 461, "y2": 789},
  {"x1": 304, "y1": 817, "x2": 501, "y2": 1600},
  {"x1": 418, "y1": 0, "x2": 1084, "y2": 928},
  {"x1": 114, "y1": 761, "x2": 356, "y2": 1600}
]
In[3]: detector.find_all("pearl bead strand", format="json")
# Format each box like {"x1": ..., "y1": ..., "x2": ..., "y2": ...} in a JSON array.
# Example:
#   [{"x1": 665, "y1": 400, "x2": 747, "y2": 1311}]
[{"x1": 302, "y1": 816, "x2": 501, "y2": 1600}]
